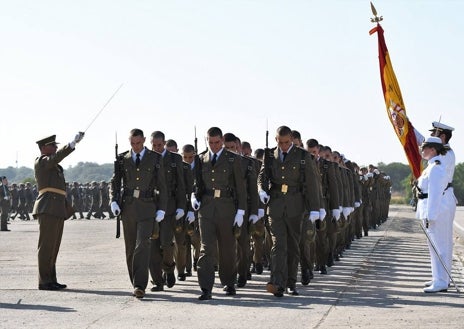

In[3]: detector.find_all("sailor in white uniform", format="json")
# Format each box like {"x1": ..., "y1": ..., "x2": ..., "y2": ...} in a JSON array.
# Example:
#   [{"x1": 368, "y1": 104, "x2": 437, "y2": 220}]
[{"x1": 415, "y1": 136, "x2": 451, "y2": 293}]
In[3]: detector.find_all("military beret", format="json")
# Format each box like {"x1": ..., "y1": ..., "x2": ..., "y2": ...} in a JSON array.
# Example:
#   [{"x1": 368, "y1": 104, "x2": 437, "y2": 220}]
[
  {"x1": 36, "y1": 135, "x2": 60, "y2": 147},
  {"x1": 429, "y1": 121, "x2": 454, "y2": 132}
]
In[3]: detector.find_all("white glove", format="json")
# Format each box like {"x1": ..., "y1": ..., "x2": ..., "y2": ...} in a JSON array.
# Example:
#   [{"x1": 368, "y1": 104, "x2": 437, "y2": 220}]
[
  {"x1": 257, "y1": 208, "x2": 265, "y2": 219},
  {"x1": 349, "y1": 207, "x2": 354, "y2": 214},
  {"x1": 155, "y1": 210, "x2": 165, "y2": 222},
  {"x1": 258, "y1": 190, "x2": 270, "y2": 204},
  {"x1": 308, "y1": 211, "x2": 319, "y2": 223},
  {"x1": 3, "y1": 196, "x2": 9, "y2": 201},
  {"x1": 111, "y1": 201, "x2": 121, "y2": 216},
  {"x1": 249, "y1": 214, "x2": 259, "y2": 224},
  {"x1": 319, "y1": 208, "x2": 327, "y2": 221},
  {"x1": 332, "y1": 209, "x2": 341, "y2": 221},
  {"x1": 191, "y1": 193, "x2": 201, "y2": 211},
  {"x1": 354, "y1": 201, "x2": 360, "y2": 208},
  {"x1": 366, "y1": 173, "x2": 373, "y2": 178},
  {"x1": 185, "y1": 211, "x2": 195, "y2": 224},
  {"x1": 342, "y1": 207, "x2": 351, "y2": 218},
  {"x1": 175, "y1": 208, "x2": 185, "y2": 220},
  {"x1": 69, "y1": 132, "x2": 85, "y2": 149},
  {"x1": 234, "y1": 209, "x2": 245, "y2": 227}
]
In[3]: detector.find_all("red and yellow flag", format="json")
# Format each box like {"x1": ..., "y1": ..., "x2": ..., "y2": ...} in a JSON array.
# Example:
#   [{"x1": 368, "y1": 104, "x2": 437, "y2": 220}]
[{"x1": 370, "y1": 23, "x2": 423, "y2": 179}]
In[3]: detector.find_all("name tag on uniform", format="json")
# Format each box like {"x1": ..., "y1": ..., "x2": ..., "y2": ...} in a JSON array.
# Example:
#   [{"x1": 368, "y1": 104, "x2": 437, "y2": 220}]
[
  {"x1": 214, "y1": 189, "x2": 221, "y2": 198},
  {"x1": 281, "y1": 184, "x2": 288, "y2": 193},
  {"x1": 133, "y1": 190, "x2": 140, "y2": 198}
]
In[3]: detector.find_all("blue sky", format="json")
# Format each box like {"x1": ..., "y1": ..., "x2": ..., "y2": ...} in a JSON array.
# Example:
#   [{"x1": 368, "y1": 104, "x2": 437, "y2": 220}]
[{"x1": 1, "y1": 0, "x2": 462, "y2": 170}]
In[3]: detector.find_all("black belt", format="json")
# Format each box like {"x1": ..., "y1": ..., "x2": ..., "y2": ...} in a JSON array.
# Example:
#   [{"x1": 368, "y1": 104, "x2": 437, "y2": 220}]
[
  {"x1": 124, "y1": 188, "x2": 155, "y2": 199},
  {"x1": 417, "y1": 192, "x2": 428, "y2": 199},
  {"x1": 204, "y1": 189, "x2": 232, "y2": 198}
]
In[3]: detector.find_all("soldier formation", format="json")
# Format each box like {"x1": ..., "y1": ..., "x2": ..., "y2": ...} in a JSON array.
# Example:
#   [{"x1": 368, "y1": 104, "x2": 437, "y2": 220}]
[{"x1": 108, "y1": 127, "x2": 392, "y2": 300}]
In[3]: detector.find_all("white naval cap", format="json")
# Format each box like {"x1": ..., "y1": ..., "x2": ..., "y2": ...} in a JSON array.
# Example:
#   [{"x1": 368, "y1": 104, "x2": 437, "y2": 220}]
[
  {"x1": 429, "y1": 121, "x2": 454, "y2": 132},
  {"x1": 422, "y1": 136, "x2": 443, "y2": 148}
]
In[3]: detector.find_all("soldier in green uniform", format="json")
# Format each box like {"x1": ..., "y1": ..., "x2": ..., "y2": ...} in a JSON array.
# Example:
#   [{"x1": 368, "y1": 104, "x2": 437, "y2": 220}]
[
  {"x1": 307, "y1": 141, "x2": 341, "y2": 276},
  {"x1": 164, "y1": 139, "x2": 195, "y2": 282},
  {"x1": 181, "y1": 144, "x2": 201, "y2": 276},
  {"x1": 0, "y1": 176, "x2": 12, "y2": 231},
  {"x1": 258, "y1": 126, "x2": 320, "y2": 297},
  {"x1": 242, "y1": 142, "x2": 266, "y2": 275},
  {"x1": 318, "y1": 145, "x2": 341, "y2": 267},
  {"x1": 110, "y1": 128, "x2": 167, "y2": 298},
  {"x1": 33, "y1": 132, "x2": 84, "y2": 290},
  {"x1": 192, "y1": 127, "x2": 247, "y2": 300},
  {"x1": 224, "y1": 133, "x2": 258, "y2": 288},
  {"x1": 148, "y1": 131, "x2": 186, "y2": 291}
]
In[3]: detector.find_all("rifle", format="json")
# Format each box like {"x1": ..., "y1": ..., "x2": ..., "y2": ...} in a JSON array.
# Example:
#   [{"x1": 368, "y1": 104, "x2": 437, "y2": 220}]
[
  {"x1": 115, "y1": 132, "x2": 121, "y2": 238},
  {"x1": 263, "y1": 120, "x2": 273, "y2": 191}
]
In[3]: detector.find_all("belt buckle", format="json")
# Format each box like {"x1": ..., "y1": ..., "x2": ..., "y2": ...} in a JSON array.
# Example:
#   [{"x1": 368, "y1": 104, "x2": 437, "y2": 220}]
[
  {"x1": 281, "y1": 184, "x2": 288, "y2": 194},
  {"x1": 133, "y1": 189, "x2": 140, "y2": 198},
  {"x1": 214, "y1": 189, "x2": 221, "y2": 198}
]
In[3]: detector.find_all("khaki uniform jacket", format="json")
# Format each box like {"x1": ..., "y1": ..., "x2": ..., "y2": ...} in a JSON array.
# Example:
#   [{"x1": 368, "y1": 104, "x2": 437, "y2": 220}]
[
  {"x1": 195, "y1": 149, "x2": 247, "y2": 218},
  {"x1": 258, "y1": 146, "x2": 320, "y2": 218},
  {"x1": 32, "y1": 144, "x2": 74, "y2": 219},
  {"x1": 160, "y1": 151, "x2": 186, "y2": 214},
  {"x1": 183, "y1": 161, "x2": 194, "y2": 212},
  {"x1": 319, "y1": 159, "x2": 340, "y2": 210},
  {"x1": 242, "y1": 155, "x2": 258, "y2": 216},
  {"x1": 110, "y1": 148, "x2": 167, "y2": 220}
]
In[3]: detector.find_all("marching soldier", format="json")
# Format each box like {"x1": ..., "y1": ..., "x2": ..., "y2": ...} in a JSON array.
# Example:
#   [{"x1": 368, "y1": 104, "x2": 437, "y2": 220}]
[
  {"x1": 224, "y1": 133, "x2": 257, "y2": 288},
  {"x1": 0, "y1": 176, "x2": 11, "y2": 231},
  {"x1": 191, "y1": 127, "x2": 247, "y2": 300},
  {"x1": 258, "y1": 126, "x2": 321, "y2": 297},
  {"x1": 71, "y1": 182, "x2": 84, "y2": 219},
  {"x1": 149, "y1": 131, "x2": 186, "y2": 291},
  {"x1": 109, "y1": 128, "x2": 167, "y2": 298},
  {"x1": 242, "y1": 142, "x2": 266, "y2": 275},
  {"x1": 306, "y1": 140, "x2": 340, "y2": 276},
  {"x1": 181, "y1": 144, "x2": 201, "y2": 276}
]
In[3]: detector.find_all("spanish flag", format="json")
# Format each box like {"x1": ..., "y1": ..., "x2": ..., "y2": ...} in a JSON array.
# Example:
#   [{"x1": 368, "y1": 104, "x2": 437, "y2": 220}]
[{"x1": 370, "y1": 23, "x2": 423, "y2": 179}]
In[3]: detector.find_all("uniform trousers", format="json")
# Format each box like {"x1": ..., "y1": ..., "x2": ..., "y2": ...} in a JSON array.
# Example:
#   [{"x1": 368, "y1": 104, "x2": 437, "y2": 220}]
[
  {"x1": 269, "y1": 211, "x2": 303, "y2": 289},
  {"x1": 122, "y1": 216, "x2": 153, "y2": 290},
  {"x1": 149, "y1": 213, "x2": 176, "y2": 285},
  {"x1": 37, "y1": 215, "x2": 64, "y2": 285},
  {"x1": 197, "y1": 197, "x2": 237, "y2": 291}
]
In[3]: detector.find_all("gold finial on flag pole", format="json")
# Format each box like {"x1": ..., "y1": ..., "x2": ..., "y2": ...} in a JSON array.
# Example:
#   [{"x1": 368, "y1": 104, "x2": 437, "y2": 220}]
[{"x1": 370, "y1": 2, "x2": 383, "y2": 23}]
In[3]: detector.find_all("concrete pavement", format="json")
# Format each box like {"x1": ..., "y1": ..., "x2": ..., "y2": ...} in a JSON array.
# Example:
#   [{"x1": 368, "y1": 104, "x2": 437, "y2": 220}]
[{"x1": 1, "y1": 205, "x2": 463, "y2": 328}]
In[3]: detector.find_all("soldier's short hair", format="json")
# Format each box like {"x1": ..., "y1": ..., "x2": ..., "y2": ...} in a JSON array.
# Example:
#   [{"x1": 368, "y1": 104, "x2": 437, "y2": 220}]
[
  {"x1": 207, "y1": 127, "x2": 223, "y2": 138},
  {"x1": 166, "y1": 139, "x2": 177, "y2": 148},
  {"x1": 130, "y1": 129, "x2": 144, "y2": 138},
  {"x1": 241, "y1": 141, "x2": 251, "y2": 150},
  {"x1": 254, "y1": 148, "x2": 264, "y2": 160},
  {"x1": 306, "y1": 138, "x2": 319, "y2": 148},
  {"x1": 182, "y1": 144, "x2": 195, "y2": 154},
  {"x1": 291, "y1": 130, "x2": 301, "y2": 140},
  {"x1": 150, "y1": 131, "x2": 165, "y2": 141},
  {"x1": 276, "y1": 126, "x2": 292, "y2": 137},
  {"x1": 224, "y1": 133, "x2": 237, "y2": 143},
  {"x1": 322, "y1": 145, "x2": 332, "y2": 152}
]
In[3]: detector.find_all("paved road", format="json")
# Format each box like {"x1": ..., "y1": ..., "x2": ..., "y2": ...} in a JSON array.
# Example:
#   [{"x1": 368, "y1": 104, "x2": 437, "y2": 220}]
[{"x1": 1, "y1": 205, "x2": 463, "y2": 328}]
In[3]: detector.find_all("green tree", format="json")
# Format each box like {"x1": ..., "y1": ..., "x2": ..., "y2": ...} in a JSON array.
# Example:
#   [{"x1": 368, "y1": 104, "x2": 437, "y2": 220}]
[{"x1": 453, "y1": 163, "x2": 464, "y2": 205}]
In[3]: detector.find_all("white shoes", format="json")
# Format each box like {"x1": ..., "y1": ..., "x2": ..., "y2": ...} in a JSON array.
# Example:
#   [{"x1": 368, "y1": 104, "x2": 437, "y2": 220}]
[
  {"x1": 423, "y1": 284, "x2": 448, "y2": 293},
  {"x1": 424, "y1": 281, "x2": 433, "y2": 287}
]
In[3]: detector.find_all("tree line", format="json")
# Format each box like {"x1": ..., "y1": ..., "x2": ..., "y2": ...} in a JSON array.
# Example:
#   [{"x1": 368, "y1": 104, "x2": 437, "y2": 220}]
[{"x1": 1, "y1": 161, "x2": 462, "y2": 205}]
